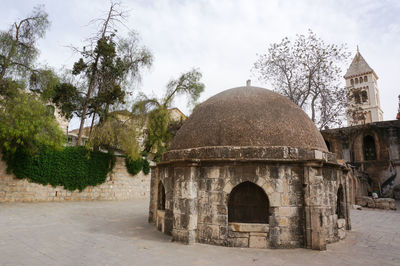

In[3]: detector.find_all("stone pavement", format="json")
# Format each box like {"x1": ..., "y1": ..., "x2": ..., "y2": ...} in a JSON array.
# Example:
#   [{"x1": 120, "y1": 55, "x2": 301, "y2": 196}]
[{"x1": 1, "y1": 200, "x2": 400, "y2": 266}]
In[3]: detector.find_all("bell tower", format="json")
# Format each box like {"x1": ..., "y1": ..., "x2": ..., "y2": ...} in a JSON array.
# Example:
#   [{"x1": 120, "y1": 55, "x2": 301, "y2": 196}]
[{"x1": 344, "y1": 47, "x2": 383, "y2": 125}]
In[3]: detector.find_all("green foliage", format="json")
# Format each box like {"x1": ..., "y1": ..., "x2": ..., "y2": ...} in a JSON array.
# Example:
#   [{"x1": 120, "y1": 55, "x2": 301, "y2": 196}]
[
  {"x1": 125, "y1": 157, "x2": 143, "y2": 176},
  {"x1": 0, "y1": 89, "x2": 65, "y2": 156},
  {"x1": 131, "y1": 69, "x2": 204, "y2": 161},
  {"x1": 145, "y1": 106, "x2": 170, "y2": 161},
  {"x1": 89, "y1": 114, "x2": 141, "y2": 160},
  {"x1": 142, "y1": 158, "x2": 150, "y2": 175},
  {"x1": 52, "y1": 82, "x2": 82, "y2": 120},
  {"x1": 125, "y1": 157, "x2": 150, "y2": 176},
  {"x1": 4, "y1": 146, "x2": 114, "y2": 191},
  {"x1": 0, "y1": 5, "x2": 50, "y2": 82}
]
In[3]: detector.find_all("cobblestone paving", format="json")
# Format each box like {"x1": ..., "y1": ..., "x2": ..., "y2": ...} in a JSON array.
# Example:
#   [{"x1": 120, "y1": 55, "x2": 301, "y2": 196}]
[{"x1": 1, "y1": 200, "x2": 400, "y2": 266}]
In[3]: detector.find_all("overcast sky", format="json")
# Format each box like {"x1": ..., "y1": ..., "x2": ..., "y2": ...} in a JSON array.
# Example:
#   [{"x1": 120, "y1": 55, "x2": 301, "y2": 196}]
[{"x1": 1, "y1": 0, "x2": 399, "y2": 130}]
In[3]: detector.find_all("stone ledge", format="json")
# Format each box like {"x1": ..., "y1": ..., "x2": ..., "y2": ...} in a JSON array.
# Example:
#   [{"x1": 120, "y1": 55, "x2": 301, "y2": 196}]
[
  {"x1": 161, "y1": 146, "x2": 338, "y2": 163},
  {"x1": 228, "y1": 222, "x2": 269, "y2": 233}
]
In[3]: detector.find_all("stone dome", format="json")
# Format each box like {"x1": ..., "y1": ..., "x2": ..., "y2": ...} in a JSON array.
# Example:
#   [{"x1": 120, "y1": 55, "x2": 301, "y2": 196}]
[{"x1": 170, "y1": 86, "x2": 327, "y2": 151}]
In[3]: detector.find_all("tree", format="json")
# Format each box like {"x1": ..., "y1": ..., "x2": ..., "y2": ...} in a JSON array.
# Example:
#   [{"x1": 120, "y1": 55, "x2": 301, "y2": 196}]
[
  {"x1": 72, "y1": 2, "x2": 152, "y2": 145},
  {"x1": 0, "y1": 6, "x2": 65, "y2": 159},
  {"x1": 0, "y1": 89, "x2": 65, "y2": 158},
  {"x1": 0, "y1": 5, "x2": 49, "y2": 92},
  {"x1": 132, "y1": 69, "x2": 205, "y2": 161},
  {"x1": 253, "y1": 30, "x2": 349, "y2": 129}
]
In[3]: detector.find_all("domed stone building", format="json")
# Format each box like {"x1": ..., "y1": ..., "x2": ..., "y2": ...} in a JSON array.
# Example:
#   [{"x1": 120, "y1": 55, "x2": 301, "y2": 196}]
[{"x1": 148, "y1": 84, "x2": 351, "y2": 250}]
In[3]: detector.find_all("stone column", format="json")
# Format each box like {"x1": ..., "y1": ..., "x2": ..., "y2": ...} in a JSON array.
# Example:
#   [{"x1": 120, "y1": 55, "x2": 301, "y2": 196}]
[
  {"x1": 148, "y1": 166, "x2": 157, "y2": 223},
  {"x1": 303, "y1": 163, "x2": 327, "y2": 251},
  {"x1": 172, "y1": 164, "x2": 198, "y2": 244},
  {"x1": 344, "y1": 170, "x2": 352, "y2": 230}
]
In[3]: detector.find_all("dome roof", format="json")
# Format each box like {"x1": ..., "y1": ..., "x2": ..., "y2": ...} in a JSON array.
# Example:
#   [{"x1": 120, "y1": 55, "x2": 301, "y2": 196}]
[{"x1": 170, "y1": 86, "x2": 327, "y2": 151}]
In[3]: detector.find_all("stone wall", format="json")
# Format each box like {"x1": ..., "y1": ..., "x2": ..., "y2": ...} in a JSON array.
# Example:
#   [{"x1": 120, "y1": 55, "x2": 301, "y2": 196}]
[
  {"x1": 149, "y1": 152, "x2": 351, "y2": 250},
  {"x1": 0, "y1": 157, "x2": 150, "y2": 202}
]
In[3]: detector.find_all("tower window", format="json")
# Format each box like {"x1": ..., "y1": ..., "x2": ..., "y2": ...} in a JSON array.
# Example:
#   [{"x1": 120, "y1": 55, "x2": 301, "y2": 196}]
[
  {"x1": 361, "y1": 91, "x2": 368, "y2": 103},
  {"x1": 355, "y1": 78, "x2": 359, "y2": 84},
  {"x1": 360, "y1": 77, "x2": 363, "y2": 83},
  {"x1": 364, "y1": 76, "x2": 368, "y2": 82},
  {"x1": 363, "y1": 135, "x2": 377, "y2": 161},
  {"x1": 350, "y1": 79, "x2": 354, "y2": 86}
]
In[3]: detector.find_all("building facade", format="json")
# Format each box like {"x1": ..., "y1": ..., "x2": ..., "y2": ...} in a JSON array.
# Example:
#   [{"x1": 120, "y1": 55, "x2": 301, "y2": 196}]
[{"x1": 344, "y1": 49, "x2": 383, "y2": 125}]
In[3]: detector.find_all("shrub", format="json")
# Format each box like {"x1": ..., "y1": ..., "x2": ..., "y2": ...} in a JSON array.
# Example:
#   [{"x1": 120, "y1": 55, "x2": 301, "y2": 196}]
[
  {"x1": 125, "y1": 157, "x2": 151, "y2": 176},
  {"x1": 4, "y1": 146, "x2": 115, "y2": 191}
]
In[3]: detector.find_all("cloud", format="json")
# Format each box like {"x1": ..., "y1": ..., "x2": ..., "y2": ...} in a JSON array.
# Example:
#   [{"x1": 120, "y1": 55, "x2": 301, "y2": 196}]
[{"x1": 0, "y1": 0, "x2": 399, "y2": 128}]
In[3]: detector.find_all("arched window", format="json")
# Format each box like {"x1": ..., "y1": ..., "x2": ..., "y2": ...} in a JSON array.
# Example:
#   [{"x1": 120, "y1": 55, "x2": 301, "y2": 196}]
[
  {"x1": 325, "y1": 140, "x2": 331, "y2": 152},
  {"x1": 336, "y1": 185, "x2": 345, "y2": 219},
  {"x1": 361, "y1": 90, "x2": 368, "y2": 103},
  {"x1": 364, "y1": 76, "x2": 368, "y2": 82},
  {"x1": 157, "y1": 181, "x2": 166, "y2": 210},
  {"x1": 360, "y1": 76, "x2": 363, "y2": 83},
  {"x1": 363, "y1": 135, "x2": 377, "y2": 160},
  {"x1": 228, "y1": 182, "x2": 269, "y2": 223},
  {"x1": 355, "y1": 78, "x2": 359, "y2": 84},
  {"x1": 350, "y1": 79, "x2": 354, "y2": 86}
]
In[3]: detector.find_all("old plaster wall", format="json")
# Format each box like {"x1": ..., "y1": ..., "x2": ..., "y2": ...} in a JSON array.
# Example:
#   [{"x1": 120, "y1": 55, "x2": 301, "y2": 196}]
[{"x1": 0, "y1": 157, "x2": 150, "y2": 202}]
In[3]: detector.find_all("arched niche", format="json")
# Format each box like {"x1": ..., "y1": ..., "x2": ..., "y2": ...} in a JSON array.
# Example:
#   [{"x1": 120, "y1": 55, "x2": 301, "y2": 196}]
[
  {"x1": 157, "y1": 181, "x2": 166, "y2": 210},
  {"x1": 228, "y1": 181, "x2": 269, "y2": 224},
  {"x1": 336, "y1": 184, "x2": 345, "y2": 219}
]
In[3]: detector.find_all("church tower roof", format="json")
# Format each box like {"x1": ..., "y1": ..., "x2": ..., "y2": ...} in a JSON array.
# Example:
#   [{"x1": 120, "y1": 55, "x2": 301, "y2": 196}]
[{"x1": 344, "y1": 48, "x2": 378, "y2": 79}]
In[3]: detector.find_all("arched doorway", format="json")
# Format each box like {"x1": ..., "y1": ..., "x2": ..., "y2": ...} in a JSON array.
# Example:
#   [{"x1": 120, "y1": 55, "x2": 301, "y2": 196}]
[
  {"x1": 363, "y1": 135, "x2": 377, "y2": 160},
  {"x1": 336, "y1": 185, "x2": 345, "y2": 219},
  {"x1": 157, "y1": 181, "x2": 166, "y2": 210},
  {"x1": 228, "y1": 181, "x2": 269, "y2": 223}
]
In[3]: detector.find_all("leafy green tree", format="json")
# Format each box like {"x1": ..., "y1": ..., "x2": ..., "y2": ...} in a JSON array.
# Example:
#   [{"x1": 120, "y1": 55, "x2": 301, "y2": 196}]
[
  {"x1": 0, "y1": 5, "x2": 49, "y2": 93},
  {"x1": 132, "y1": 69, "x2": 205, "y2": 161},
  {"x1": 72, "y1": 2, "x2": 152, "y2": 145},
  {"x1": 0, "y1": 6, "x2": 65, "y2": 160},
  {"x1": 0, "y1": 90, "x2": 65, "y2": 158}
]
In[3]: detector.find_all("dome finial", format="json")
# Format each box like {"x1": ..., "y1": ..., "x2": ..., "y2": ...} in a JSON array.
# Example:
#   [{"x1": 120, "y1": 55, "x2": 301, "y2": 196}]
[{"x1": 246, "y1": 79, "x2": 251, "y2": 87}]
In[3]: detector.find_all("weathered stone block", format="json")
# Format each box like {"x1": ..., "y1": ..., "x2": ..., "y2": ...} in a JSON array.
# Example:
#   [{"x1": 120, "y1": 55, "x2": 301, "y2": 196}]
[
  {"x1": 337, "y1": 218, "x2": 346, "y2": 229},
  {"x1": 228, "y1": 237, "x2": 249, "y2": 248},
  {"x1": 228, "y1": 223, "x2": 269, "y2": 233},
  {"x1": 270, "y1": 192, "x2": 281, "y2": 207},
  {"x1": 249, "y1": 236, "x2": 267, "y2": 248}
]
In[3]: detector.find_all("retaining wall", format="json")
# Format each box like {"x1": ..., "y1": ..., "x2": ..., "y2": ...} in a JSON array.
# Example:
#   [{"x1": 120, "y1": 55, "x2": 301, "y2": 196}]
[{"x1": 0, "y1": 156, "x2": 150, "y2": 202}]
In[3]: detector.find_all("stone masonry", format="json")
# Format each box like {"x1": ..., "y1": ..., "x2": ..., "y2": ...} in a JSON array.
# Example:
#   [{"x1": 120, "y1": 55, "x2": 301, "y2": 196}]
[{"x1": 0, "y1": 157, "x2": 150, "y2": 202}]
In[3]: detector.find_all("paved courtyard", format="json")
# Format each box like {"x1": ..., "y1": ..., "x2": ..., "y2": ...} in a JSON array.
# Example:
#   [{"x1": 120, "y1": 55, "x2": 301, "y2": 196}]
[{"x1": 1, "y1": 200, "x2": 400, "y2": 266}]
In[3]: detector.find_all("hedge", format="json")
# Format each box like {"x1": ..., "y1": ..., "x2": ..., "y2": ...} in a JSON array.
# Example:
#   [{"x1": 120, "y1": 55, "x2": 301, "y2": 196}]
[
  {"x1": 125, "y1": 157, "x2": 150, "y2": 176},
  {"x1": 4, "y1": 146, "x2": 115, "y2": 191}
]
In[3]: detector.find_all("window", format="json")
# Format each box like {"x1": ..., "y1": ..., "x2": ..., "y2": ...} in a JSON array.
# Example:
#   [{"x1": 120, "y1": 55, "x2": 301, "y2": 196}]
[
  {"x1": 350, "y1": 79, "x2": 354, "y2": 86},
  {"x1": 157, "y1": 181, "x2": 166, "y2": 210},
  {"x1": 363, "y1": 135, "x2": 377, "y2": 160},
  {"x1": 336, "y1": 185, "x2": 345, "y2": 219},
  {"x1": 355, "y1": 78, "x2": 359, "y2": 84},
  {"x1": 360, "y1": 76, "x2": 363, "y2": 83},
  {"x1": 364, "y1": 76, "x2": 368, "y2": 82},
  {"x1": 354, "y1": 91, "x2": 361, "y2": 104},
  {"x1": 228, "y1": 182, "x2": 269, "y2": 223},
  {"x1": 361, "y1": 90, "x2": 368, "y2": 103},
  {"x1": 325, "y1": 140, "x2": 331, "y2": 152}
]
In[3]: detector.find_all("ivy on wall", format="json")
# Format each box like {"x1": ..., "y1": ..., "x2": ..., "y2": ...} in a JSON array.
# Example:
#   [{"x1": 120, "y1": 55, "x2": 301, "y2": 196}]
[
  {"x1": 125, "y1": 157, "x2": 150, "y2": 176},
  {"x1": 4, "y1": 146, "x2": 115, "y2": 191}
]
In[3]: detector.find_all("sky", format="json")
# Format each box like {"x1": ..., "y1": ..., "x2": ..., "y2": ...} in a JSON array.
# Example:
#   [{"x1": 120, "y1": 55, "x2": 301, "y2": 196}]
[{"x1": 1, "y1": 0, "x2": 399, "y2": 130}]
